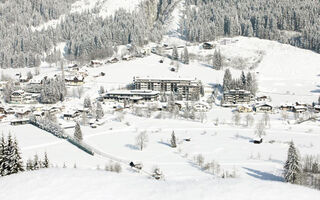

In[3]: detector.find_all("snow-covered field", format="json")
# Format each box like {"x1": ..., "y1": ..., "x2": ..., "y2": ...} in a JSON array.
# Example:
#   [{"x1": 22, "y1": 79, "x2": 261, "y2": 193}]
[{"x1": 1, "y1": 169, "x2": 319, "y2": 200}]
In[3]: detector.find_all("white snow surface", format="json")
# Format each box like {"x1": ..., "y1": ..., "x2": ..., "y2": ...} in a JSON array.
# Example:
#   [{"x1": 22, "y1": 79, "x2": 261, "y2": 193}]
[{"x1": 0, "y1": 169, "x2": 319, "y2": 200}]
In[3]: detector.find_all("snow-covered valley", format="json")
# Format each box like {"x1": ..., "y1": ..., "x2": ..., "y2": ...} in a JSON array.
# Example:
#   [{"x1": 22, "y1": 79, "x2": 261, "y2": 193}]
[{"x1": 1, "y1": 0, "x2": 320, "y2": 199}]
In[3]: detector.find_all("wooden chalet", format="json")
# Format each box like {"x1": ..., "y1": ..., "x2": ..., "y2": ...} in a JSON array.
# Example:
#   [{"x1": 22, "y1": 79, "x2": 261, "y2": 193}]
[{"x1": 254, "y1": 103, "x2": 273, "y2": 112}]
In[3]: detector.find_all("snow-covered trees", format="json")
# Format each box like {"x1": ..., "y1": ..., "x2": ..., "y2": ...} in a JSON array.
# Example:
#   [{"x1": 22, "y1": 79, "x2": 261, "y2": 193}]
[
  {"x1": 30, "y1": 115, "x2": 66, "y2": 138},
  {"x1": 40, "y1": 76, "x2": 66, "y2": 104},
  {"x1": 171, "y1": 131, "x2": 177, "y2": 148},
  {"x1": 222, "y1": 69, "x2": 258, "y2": 94},
  {"x1": 223, "y1": 69, "x2": 232, "y2": 91},
  {"x1": 0, "y1": 0, "x2": 176, "y2": 68},
  {"x1": 212, "y1": 49, "x2": 223, "y2": 70},
  {"x1": 3, "y1": 80, "x2": 14, "y2": 103},
  {"x1": 99, "y1": 86, "x2": 105, "y2": 95},
  {"x1": 83, "y1": 97, "x2": 92, "y2": 108},
  {"x1": 284, "y1": 141, "x2": 302, "y2": 184},
  {"x1": 74, "y1": 122, "x2": 83, "y2": 141},
  {"x1": 172, "y1": 46, "x2": 179, "y2": 60},
  {"x1": 135, "y1": 131, "x2": 149, "y2": 151},
  {"x1": 182, "y1": 0, "x2": 320, "y2": 53},
  {"x1": 183, "y1": 47, "x2": 189, "y2": 64},
  {"x1": 0, "y1": 134, "x2": 24, "y2": 177},
  {"x1": 95, "y1": 102, "x2": 104, "y2": 120},
  {"x1": 26, "y1": 152, "x2": 50, "y2": 171}
]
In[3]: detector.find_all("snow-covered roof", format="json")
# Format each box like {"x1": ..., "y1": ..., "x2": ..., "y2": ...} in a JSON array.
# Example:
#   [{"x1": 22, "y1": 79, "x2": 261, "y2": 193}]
[
  {"x1": 29, "y1": 78, "x2": 42, "y2": 84},
  {"x1": 106, "y1": 90, "x2": 160, "y2": 96},
  {"x1": 134, "y1": 76, "x2": 198, "y2": 82}
]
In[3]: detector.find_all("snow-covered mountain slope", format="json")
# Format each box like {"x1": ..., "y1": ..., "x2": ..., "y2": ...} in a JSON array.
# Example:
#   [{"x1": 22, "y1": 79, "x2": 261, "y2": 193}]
[
  {"x1": 1, "y1": 169, "x2": 319, "y2": 200},
  {"x1": 85, "y1": 36, "x2": 320, "y2": 105},
  {"x1": 71, "y1": 0, "x2": 143, "y2": 17}
]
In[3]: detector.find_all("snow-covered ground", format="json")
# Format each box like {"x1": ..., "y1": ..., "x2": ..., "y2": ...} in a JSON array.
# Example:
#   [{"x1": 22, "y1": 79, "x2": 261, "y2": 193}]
[{"x1": 1, "y1": 169, "x2": 319, "y2": 200}]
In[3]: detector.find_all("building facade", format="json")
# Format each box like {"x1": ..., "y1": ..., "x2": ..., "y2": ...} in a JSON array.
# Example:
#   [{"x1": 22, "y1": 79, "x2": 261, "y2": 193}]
[
  {"x1": 104, "y1": 90, "x2": 160, "y2": 103},
  {"x1": 134, "y1": 77, "x2": 202, "y2": 101},
  {"x1": 223, "y1": 89, "x2": 254, "y2": 105}
]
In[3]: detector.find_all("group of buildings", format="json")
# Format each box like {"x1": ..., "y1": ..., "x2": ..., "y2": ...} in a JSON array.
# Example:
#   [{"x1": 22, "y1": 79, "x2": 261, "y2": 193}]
[
  {"x1": 221, "y1": 88, "x2": 313, "y2": 114},
  {"x1": 103, "y1": 77, "x2": 204, "y2": 104}
]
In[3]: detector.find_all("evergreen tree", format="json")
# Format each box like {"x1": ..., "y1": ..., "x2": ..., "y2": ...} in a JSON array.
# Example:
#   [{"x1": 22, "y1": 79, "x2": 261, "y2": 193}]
[
  {"x1": 99, "y1": 86, "x2": 105, "y2": 94},
  {"x1": 33, "y1": 154, "x2": 41, "y2": 170},
  {"x1": 0, "y1": 135, "x2": 24, "y2": 176},
  {"x1": 172, "y1": 46, "x2": 179, "y2": 60},
  {"x1": 42, "y1": 152, "x2": 49, "y2": 168},
  {"x1": 171, "y1": 131, "x2": 177, "y2": 148},
  {"x1": 83, "y1": 97, "x2": 91, "y2": 108},
  {"x1": 183, "y1": 47, "x2": 189, "y2": 64},
  {"x1": 284, "y1": 141, "x2": 302, "y2": 184},
  {"x1": 212, "y1": 49, "x2": 223, "y2": 70},
  {"x1": 96, "y1": 102, "x2": 104, "y2": 119},
  {"x1": 26, "y1": 159, "x2": 34, "y2": 171},
  {"x1": 223, "y1": 69, "x2": 232, "y2": 92},
  {"x1": 240, "y1": 71, "x2": 246, "y2": 89},
  {"x1": 11, "y1": 137, "x2": 24, "y2": 174},
  {"x1": 74, "y1": 122, "x2": 83, "y2": 141},
  {"x1": 0, "y1": 135, "x2": 6, "y2": 176}
]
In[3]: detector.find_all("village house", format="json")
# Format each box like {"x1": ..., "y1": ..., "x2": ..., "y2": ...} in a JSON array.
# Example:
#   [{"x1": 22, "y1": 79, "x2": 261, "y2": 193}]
[
  {"x1": 193, "y1": 102, "x2": 210, "y2": 112},
  {"x1": 104, "y1": 90, "x2": 160, "y2": 103},
  {"x1": 63, "y1": 109, "x2": 81, "y2": 120},
  {"x1": 237, "y1": 105, "x2": 253, "y2": 113},
  {"x1": 223, "y1": 89, "x2": 254, "y2": 106},
  {"x1": 19, "y1": 75, "x2": 30, "y2": 83},
  {"x1": 122, "y1": 55, "x2": 134, "y2": 61},
  {"x1": 90, "y1": 60, "x2": 103, "y2": 67},
  {"x1": 65, "y1": 75, "x2": 84, "y2": 86},
  {"x1": 10, "y1": 119, "x2": 29, "y2": 126},
  {"x1": 106, "y1": 57, "x2": 119, "y2": 64},
  {"x1": 314, "y1": 105, "x2": 320, "y2": 113},
  {"x1": 293, "y1": 105, "x2": 308, "y2": 113},
  {"x1": 10, "y1": 90, "x2": 25, "y2": 103},
  {"x1": 256, "y1": 96, "x2": 268, "y2": 102},
  {"x1": 15, "y1": 108, "x2": 32, "y2": 118},
  {"x1": 280, "y1": 103, "x2": 295, "y2": 111},
  {"x1": 254, "y1": 103, "x2": 273, "y2": 112},
  {"x1": 134, "y1": 77, "x2": 203, "y2": 101},
  {"x1": 0, "y1": 105, "x2": 5, "y2": 114}
]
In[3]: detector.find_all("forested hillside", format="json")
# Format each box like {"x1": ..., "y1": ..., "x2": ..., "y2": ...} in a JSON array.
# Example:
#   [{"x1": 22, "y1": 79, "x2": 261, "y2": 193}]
[
  {"x1": 0, "y1": 0, "x2": 176, "y2": 68},
  {"x1": 0, "y1": 0, "x2": 319, "y2": 69},
  {"x1": 181, "y1": 0, "x2": 320, "y2": 53}
]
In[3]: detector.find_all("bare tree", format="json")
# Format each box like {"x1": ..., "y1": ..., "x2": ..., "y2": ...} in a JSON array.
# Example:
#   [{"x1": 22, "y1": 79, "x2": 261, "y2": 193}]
[
  {"x1": 232, "y1": 112, "x2": 241, "y2": 126},
  {"x1": 135, "y1": 131, "x2": 149, "y2": 151},
  {"x1": 245, "y1": 114, "x2": 254, "y2": 127},
  {"x1": 77, "y1": 86, "x2": 84, "y2": 99},
  {"x1": 196, "y1": 154, "x2": 205, "y2": 167},
  {"x1": 255, "y1": 120, "x2": 266, "y2": 139},
  {"x1": 262, "y1": 112, "x2": 270, "y2": 127},
  {"x1": 281, "y1": 110, "x2": 288, "y2": 121}
]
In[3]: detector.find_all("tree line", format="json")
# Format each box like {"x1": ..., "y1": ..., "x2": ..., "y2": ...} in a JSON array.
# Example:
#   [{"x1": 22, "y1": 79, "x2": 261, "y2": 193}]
[
  {"x1": 181, "y1": 0, "x2": 320, "y2": 53},
  {"x1": 0, "y1": 0, "x2": 176, "y2": 68}
]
